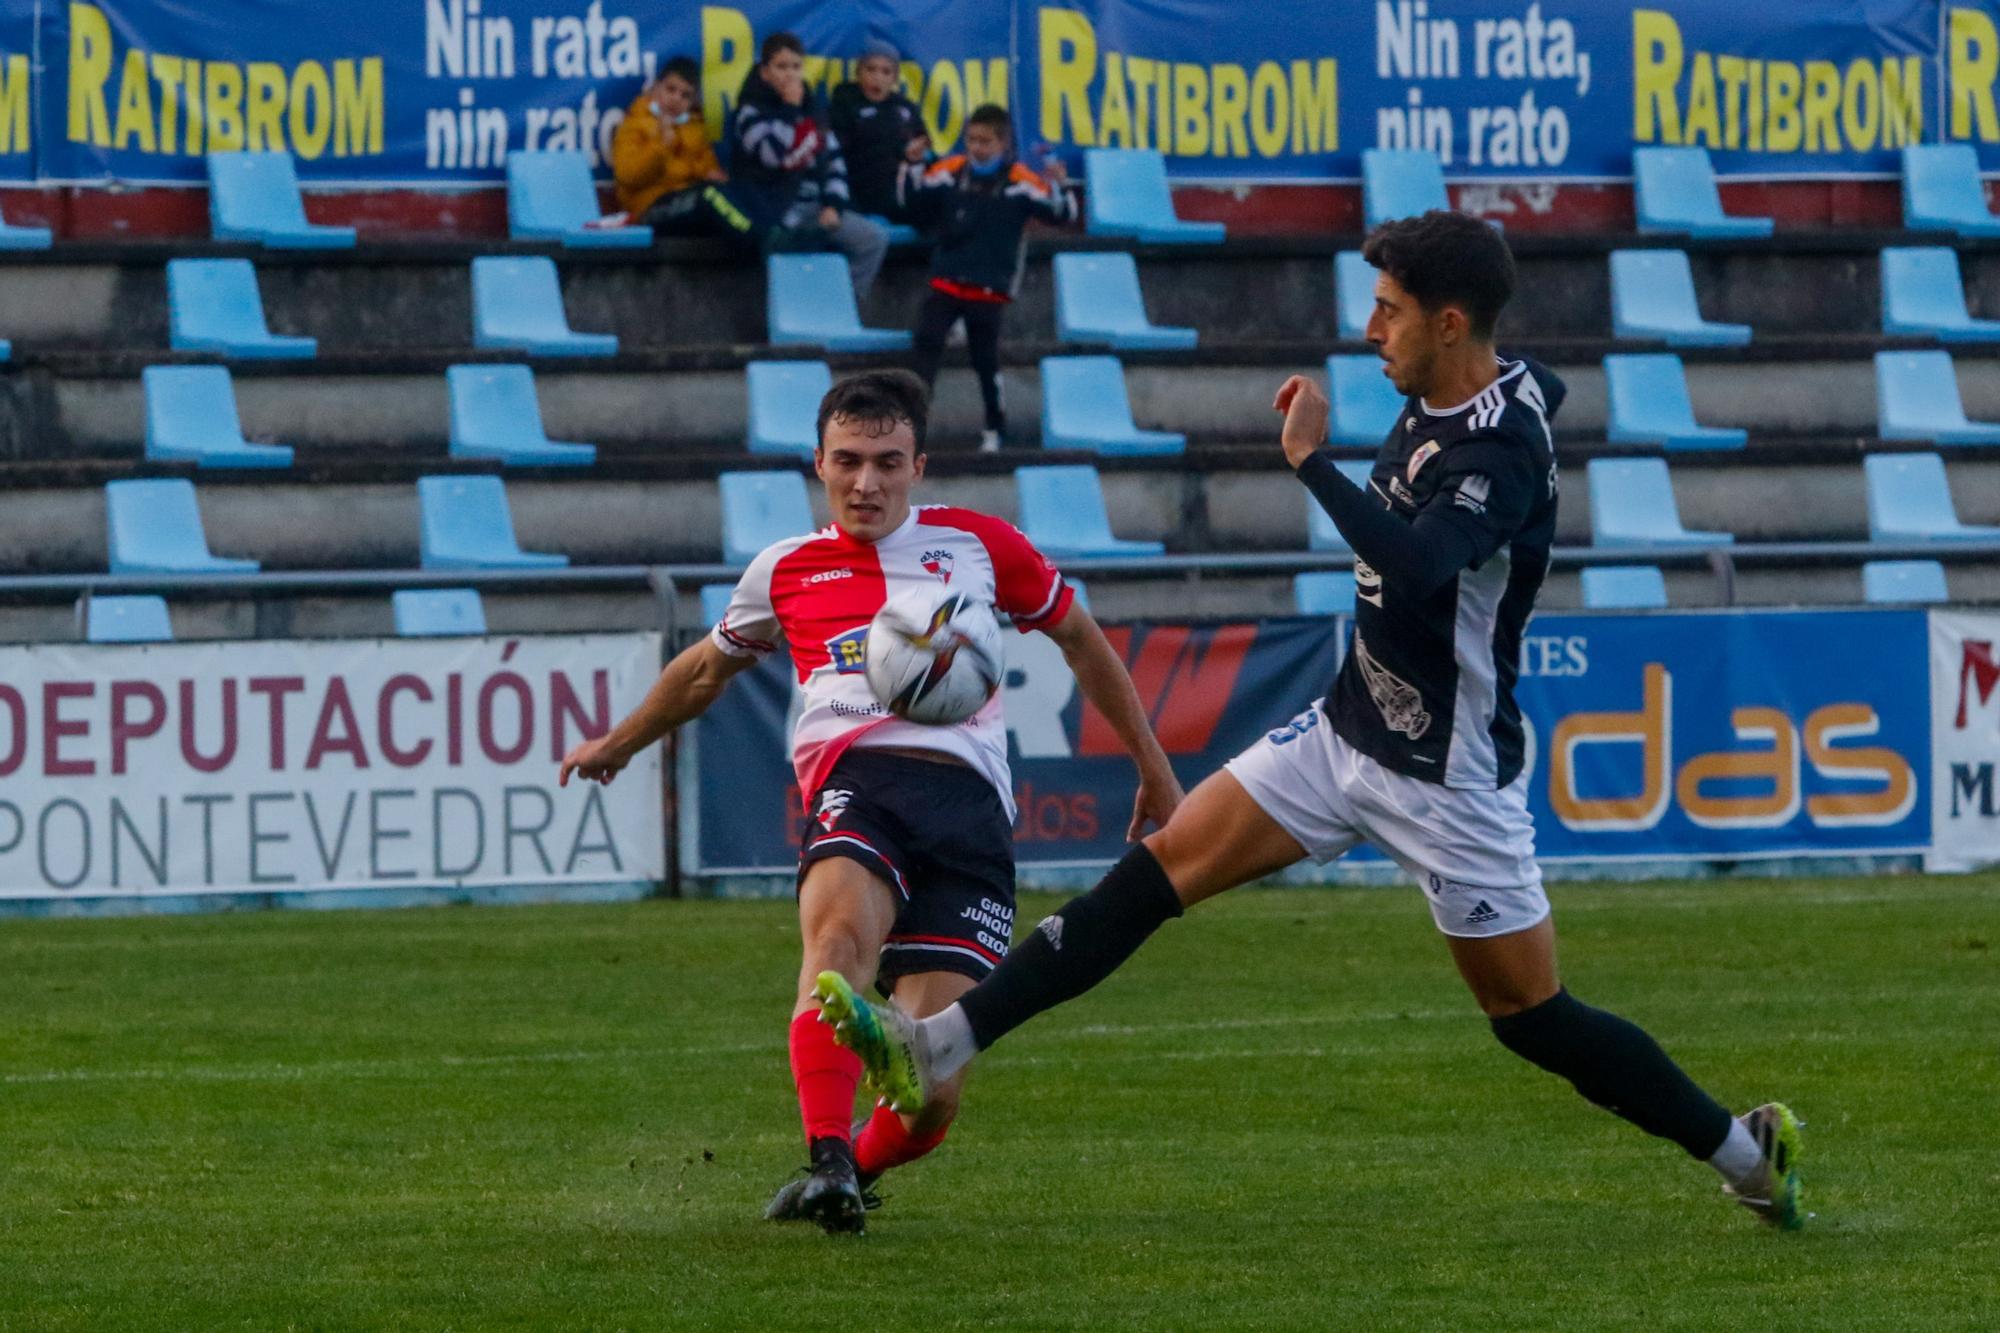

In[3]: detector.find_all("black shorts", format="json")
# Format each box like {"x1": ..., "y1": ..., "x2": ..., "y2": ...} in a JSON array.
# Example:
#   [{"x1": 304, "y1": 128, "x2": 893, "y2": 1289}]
[{"x1": 799, "y1": 749, "x2": 1016, "y2": 991}]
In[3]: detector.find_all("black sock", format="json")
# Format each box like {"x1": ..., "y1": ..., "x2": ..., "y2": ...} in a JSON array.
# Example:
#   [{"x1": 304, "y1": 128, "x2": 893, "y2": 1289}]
[
  {"x1": 1490, "y1": 988, "x2": 1732, "y2": 1159},
  {"x1": 958, "y1": 844, "x2": 1184, "y2": 1051}
]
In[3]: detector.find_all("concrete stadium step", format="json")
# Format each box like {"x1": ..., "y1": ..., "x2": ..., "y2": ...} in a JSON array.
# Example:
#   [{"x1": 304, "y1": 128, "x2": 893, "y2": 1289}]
[
  {"x1": 9, "y1": 346, "x2": 1999, "y2": 458},
  {"x1": 2, "y1": 228, "x2": 1995, "y2": 352},
  {"x1": 4, "y1": 455, "x2": 2000, "y2": 576}
]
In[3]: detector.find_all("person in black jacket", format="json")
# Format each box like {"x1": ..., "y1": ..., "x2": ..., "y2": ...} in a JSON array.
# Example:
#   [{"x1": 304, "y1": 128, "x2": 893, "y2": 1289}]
[
  {"x1": 829, "y1": 40, "x2": 927, "y2": 223},
  {"x1": 729, "y1": 31, "x2": 889, "y2": 300},
  {"x1": 900, "y1": 105, "x2": 1074, "y2": 451}
]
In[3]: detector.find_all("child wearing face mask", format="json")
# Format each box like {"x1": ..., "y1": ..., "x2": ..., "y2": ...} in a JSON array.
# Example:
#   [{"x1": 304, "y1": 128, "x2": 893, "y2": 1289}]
[
  {"x1": 604, "y1": 55, "x2": 752, "y2": 244},
  {"x1": 899, "y1": 104, "x2": 1075, "y2": 452}
]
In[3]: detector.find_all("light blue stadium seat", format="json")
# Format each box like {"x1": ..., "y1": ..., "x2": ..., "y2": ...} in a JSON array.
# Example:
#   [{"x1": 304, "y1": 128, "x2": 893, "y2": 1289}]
[
  {"x1": 858, "y1": 213, "x2": 922, "y2": 245},
  {"x1": 1586, "y1": 458, "x2": 1733, "y2": 547},
  {"x1": 0, "y1": 206, "x2": 53, "y2": 251},
  {"x1": 106, "y1": 479, "x2": 261, "y2": 574},
  {"x1": 1602, "y1": 353, "x2": 1746, "y2": 450},
  {"x1": 1580, "y1": 565, "x2": 1669, "y2": 610},
  {"x1": 1863, "y1": 559, "x2": 1950, "y2": 604},
  {"x1": 144, "y1": 366, "x2": 294, "y2": 469},
  {"x1": 1307, "y1": 460, "x2": 1377, "y2": 553},
  {"x1": 1874, "y1": 350, "x2": 2000, "y2": 445},
  {"x1": 1053, "y1": 252, "x2": 1197, "y2": 350},
  {"x1": 418, "y1": 475, "x2": 568, "y2": 570},
  {"x1": 505, "y1": 150, "x2": 653, "y2": 249},
  {"x1": 447, "y1": 364, "x2": 596, "y2": 466},
  {"x1": 166, "y1": 259, "x2": 316, "y2": 359},
  {"x1": 747, "y1": 360, "x2": 832, "y2": 457},
  {"x1": 1362, "y1": 149, "x2": 1450, "y2": 227},
  {"x1": 1632, "y1": 147, "x2": 1774, "y2": 238},
  {"x1": 1864, "y1": 453, "x2": 2000, "y2": 542},
  {"x1": 81, "y1": 595, "x2": 174, "y2": 643},
  {"x1": 1040, "y1": 356, "x2": 1186, "y2": 456},
  {"x1": 1335, "y1": 250, "x2": 1374, "y2": 341},
  {"x1": 700, "y1": 583, "x2": 736, "y2": 627},
  {"x1": 392, "y1": 588, "x2": 487, "y2": 636},
  {"x1": 1326, "y1": 354, "x2": 1406, "y2": 446},
  {"x1": 720, "y1": 470, "x2": 813, "y2": 564},
  {"x1": 766, "y1": 253, "x2": 912, "y2": 352},
  {"x1": 1880, "y1": 246, "x2": 2000, "y2": 342},
  {"x1": 1016, "y1": 465, "x2": 1165, "y2": 559},
  {"x1": 1900, "y1": 144, "x2": 2000, "y2": 238},
  {"x1": 206, "y1": 152, "x2": 356, "y2": 249},
  {"x1": 1293, "y1": 572, "x2": 1357, "y2": 616},
  {"x1": 0, "y1": 340, "x2": 10, "y2": 360},
  {"x1": 471, "y1": 256, "x2": 618, "y2": 357},
  {"x1": 1609, "y1": 249, "x2": 1751, "y2": 347},
  {"x1": 1083, "y1": 149, "x2": 1225, "y2": 243}
]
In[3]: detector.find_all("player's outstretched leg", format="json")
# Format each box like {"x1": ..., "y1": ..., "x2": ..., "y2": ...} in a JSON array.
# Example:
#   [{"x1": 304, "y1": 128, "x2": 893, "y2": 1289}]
[
  {"x1": 1454, "y1": 920, "x2": 1805, "y2": 1228},
  {"x1": 822, "y1": 773, "x2": 1305, "y2": 1109}
]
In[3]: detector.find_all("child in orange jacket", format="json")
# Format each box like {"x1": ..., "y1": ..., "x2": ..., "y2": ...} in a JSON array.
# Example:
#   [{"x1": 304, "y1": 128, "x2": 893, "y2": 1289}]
[{"x1": 612, "y1": 57, "x2": 725, "y2": 221}]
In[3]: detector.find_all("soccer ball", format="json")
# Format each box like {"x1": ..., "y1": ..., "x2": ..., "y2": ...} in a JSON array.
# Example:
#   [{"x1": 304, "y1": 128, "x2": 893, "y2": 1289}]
[{"x1": 863, "y1": 587, "x2": 1005, "y2": 726}]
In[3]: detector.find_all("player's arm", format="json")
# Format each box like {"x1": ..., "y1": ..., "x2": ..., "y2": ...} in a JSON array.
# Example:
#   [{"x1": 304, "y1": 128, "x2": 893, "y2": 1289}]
[
  {"x1": 1042, "y1": 602, "x2": 1185, "y2": 839},
  {"x1": 558, "y1": 638, "x2": 756, "y2": 786},
  {"x1": 1274, "y1": 374, "x2": 1523, "y2": 599}
]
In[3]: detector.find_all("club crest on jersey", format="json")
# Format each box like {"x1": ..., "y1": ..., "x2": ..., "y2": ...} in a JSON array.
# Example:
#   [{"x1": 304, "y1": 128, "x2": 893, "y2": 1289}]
[
  {"x1": 921, "y1": 548, "x2": 955, "y2": 585},
  {"x1": 825, "y1": 625, "x2": 870, "y2": 674},
  {"x1": 815, "y1": 788, "x2": 852, "y2": 832},
  {"x1": 1407, "y1": 440, "x2": 1441, "y2": 481}
]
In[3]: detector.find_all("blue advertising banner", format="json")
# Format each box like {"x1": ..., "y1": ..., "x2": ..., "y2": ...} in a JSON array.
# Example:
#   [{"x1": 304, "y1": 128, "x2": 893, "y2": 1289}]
[
  {"x1": 683, "y1": 616, "x2": 1342, "y2": 873},
  {"x1": 684, "y1": 607, "x2": 1931, "y2": 877},
  {"x1": 1517, "y1": 609, "x2": 1931, "y2": 861},
  {"x1": 0, "y1": 2, "x2": 33, "y2": 183},
  {"x1": 16, "y1": 3, "x2": 2000, "y2": 185}
]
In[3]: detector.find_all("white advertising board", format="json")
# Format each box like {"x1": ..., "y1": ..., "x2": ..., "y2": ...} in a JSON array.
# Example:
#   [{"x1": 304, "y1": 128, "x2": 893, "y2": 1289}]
[
  {"x1": 0, "y1": 633, "x2": 664, "y2": 898},
  {"x1": 1929, "y1": 610, "x2": 2000, "y2": 873}
]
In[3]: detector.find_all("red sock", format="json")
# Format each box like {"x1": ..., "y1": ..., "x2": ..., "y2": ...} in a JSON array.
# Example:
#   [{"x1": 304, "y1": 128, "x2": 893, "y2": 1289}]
[
  {"x1": 788, "y1": 1011, "x2": 863, "y2": 1144},
  {"x1": 853, "y1": 1101, "x2": 951, "y2": 1177}
]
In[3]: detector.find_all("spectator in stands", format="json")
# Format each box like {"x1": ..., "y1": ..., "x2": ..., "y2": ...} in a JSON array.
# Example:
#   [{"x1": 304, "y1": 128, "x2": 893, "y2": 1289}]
[
  {"x1": 731, "y1": 32, "x2": 889, "y2": 301},
  {"x1": 900, "y1": 104, "x2": 1074, "y2": 451},
  {"x1": 830, "y1": 40, "x2": 928, "y2": 224},
  {"x1": 611, "y1": 57, "x2": 760, "y2": 251}
]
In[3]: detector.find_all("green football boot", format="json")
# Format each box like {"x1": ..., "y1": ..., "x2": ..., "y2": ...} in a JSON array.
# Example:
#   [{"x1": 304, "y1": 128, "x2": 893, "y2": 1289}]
[
  {"x1": 813, "y1": 970, "x2": 928, "y2": 1114},
  {"x1": 1724, "y1": 1102, "x2": 1806, "y2": 1231}
]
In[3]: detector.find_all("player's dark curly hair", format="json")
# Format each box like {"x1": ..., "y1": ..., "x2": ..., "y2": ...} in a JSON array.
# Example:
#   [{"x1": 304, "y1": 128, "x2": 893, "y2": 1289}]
[
  {"x1": 817, "y1": 369, "x2": 930, "y2": 453},
  {"x1": 1361, "y1": 209, "x2": 1516, "y2": 341}
]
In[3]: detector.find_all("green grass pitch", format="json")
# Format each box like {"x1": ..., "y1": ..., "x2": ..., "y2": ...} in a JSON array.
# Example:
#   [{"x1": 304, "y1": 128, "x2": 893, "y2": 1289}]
[{"x1": 2, "y1": 874, "x2": 1996, "y2": 1330}]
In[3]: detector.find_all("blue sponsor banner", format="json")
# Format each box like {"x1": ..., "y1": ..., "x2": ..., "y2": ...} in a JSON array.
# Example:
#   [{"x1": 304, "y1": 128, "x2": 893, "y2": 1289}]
[
  {"x1": 683, "y1": 617, "x2": 1341, "y2": 873},
  {"x1": 1517, "y1": 609, "x2": 1930, "y2": 861},
  {"x1": 685, "y1": 607, "x2": 1930, "y2": 877},
  {"x1": 0, "y1": 2, "x2": 33, "y2": 183},
  {"x1": 1018, "y1": 1, "x2": 1939, "y2": 181},
  {"x1": 38, "y1": 0, "x2": 1008, "y2": 184},
  {"x1": 15, "y1": 2, "x2": 1996, "y2": 185}
]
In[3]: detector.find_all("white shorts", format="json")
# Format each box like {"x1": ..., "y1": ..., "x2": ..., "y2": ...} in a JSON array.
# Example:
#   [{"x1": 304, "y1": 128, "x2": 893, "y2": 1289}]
[{"x1": 1224, "y1": 701, "x2": 1550, "y2": 939}]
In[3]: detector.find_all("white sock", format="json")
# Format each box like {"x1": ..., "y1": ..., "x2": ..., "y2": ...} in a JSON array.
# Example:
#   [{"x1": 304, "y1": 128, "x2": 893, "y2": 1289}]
[
  {"x1": 1707, "y1": 1116, "x2": 1763, "y2": 1187},
  {"x1": 916, "y1": 1003, "x2": 979, "y2": 1082}
]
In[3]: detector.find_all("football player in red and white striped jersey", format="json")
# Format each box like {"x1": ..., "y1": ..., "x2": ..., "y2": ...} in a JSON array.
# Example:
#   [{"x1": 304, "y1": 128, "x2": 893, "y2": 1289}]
[{"x1": 560, "y1": 370, "x2": 1180, "y2": 1233}]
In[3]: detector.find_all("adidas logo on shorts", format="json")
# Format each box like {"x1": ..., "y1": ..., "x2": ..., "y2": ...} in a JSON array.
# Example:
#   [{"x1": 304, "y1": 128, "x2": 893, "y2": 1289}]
[{"x1": 1464, "y1": 900, "x2": 1501, "y2": 926}]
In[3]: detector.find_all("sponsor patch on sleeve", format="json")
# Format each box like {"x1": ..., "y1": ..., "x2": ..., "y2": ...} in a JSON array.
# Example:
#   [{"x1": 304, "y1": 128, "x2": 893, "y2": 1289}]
[{"x1": 1453, "y1": 473, "x2": 1492, "y2": 514}]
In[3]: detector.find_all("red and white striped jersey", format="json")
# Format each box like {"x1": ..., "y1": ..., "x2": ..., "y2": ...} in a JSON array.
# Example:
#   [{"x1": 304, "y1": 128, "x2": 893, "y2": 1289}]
[{"x1": 711, "y1": 505, "x2": 1074, "y2": 817}]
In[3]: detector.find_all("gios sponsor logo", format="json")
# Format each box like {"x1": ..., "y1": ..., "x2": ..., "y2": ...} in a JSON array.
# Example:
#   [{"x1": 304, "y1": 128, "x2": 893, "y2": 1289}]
[
  {"x1": 824, "y1": 625, "x2": 869, "y2": 674},
  {"x1": 803, "y1": 567, "x2": 854, "y2": 587}
]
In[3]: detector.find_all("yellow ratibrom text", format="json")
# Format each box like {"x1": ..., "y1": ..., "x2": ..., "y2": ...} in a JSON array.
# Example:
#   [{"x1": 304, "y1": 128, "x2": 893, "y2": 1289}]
[
  {"x1": 66, "y1": 2, "x2": 383, "y2": 158},
  {"x1": 1632, "y1": 8, "x2": 1920, "y2": 154},
  {"x1": 1037, "y1": 8, "x2": 1336, "y2": 159}
]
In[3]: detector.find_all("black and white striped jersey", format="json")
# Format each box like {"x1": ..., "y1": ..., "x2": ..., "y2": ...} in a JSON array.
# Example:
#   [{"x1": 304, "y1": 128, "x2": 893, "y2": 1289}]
[{"x1": 1326, "y1": 356, "x2": 1563, "y2": 790}]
